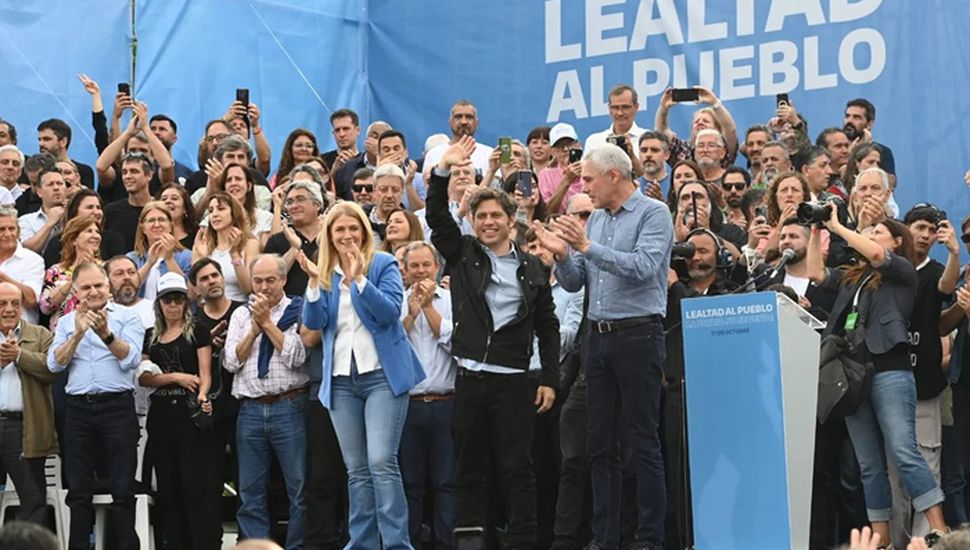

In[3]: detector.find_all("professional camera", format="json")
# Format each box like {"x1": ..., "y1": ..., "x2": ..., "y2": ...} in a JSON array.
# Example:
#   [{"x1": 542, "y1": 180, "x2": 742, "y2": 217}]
[
  {"x1": 796, "y1": 196, "x2": 848, "y2": 227},
  {"x1": 670, "y1": 241, "x2": 695, "y2": 280}
]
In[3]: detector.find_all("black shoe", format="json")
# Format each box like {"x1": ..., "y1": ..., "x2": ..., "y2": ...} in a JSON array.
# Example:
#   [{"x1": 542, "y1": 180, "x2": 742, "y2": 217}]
[
  {"x1": 582, "y1": 543, "x2": 609, "y2": 550},
  {"x1": 925, "y1": 529, "x2": 948, "y2": 547}
]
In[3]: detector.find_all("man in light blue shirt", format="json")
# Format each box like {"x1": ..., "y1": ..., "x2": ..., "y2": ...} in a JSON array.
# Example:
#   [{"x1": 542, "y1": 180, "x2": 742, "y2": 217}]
[
  {"x1": 399, "y1": 241, "x2": 458, "y2": 549},
  {"x1": 534, "y1": 143, "x2": 673, "y2": 550},
  {"x1": 47, "y1": 262, "x2": 144, "y2": 550}
]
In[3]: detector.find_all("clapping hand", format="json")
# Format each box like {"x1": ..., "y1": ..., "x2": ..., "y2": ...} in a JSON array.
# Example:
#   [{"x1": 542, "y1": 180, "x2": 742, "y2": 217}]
[
  {"x1": 549, "y1": 215, "x2": 590, "y2": 254},
  {"x1": 0, "y1": 331, "x2": 20, "y2": 364}
]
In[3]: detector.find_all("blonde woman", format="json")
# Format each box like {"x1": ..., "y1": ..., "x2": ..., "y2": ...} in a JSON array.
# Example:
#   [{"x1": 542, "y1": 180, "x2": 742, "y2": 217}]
[
  {"x1": 191, "y1": 192, "x2": 260, "y2": 302},
  {"x1": 300, "y1": 201, "x2": 425, "y2": 550},
  {"x1": 127, "y1": 201, "x2": 192, "y2": 299}
]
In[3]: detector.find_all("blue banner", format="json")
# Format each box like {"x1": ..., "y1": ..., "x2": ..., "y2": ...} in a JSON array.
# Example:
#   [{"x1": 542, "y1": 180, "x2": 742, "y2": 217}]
[{"x1": 0, "y1": 0, "x2": 131, "y2": 167}]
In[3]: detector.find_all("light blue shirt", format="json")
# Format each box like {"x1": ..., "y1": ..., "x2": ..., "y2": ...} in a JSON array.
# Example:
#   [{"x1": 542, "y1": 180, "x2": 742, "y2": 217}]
[
  {"x1": 401, "y1": 286, "x2": 456, "y2": 394},
  {"x1": 528, "y1": 280, "x2": 583, "y2": 371},
  {"x1": 0, "y1": 327, "x2": 23, "y2": 412},
  {"x1": 458, "y1": 243, "x2": 526, "y2": 374},
  {"x1": 47, "y1": 304, "x2": 144, "y2": 395},
  {"x1": 555, "y1": 190, "x2": 672, "y2": 320}
]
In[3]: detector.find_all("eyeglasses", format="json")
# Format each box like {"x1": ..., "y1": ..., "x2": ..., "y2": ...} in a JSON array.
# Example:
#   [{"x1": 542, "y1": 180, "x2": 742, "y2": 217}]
[
  {"x1": 204, "y1": 134, "x2": 230, "y2": 143},
  {"x1": 353, "y1": 184, "x2": 374, "y2": 193},
  {"x1": 572, "y1": 211, "x2": 592, "y2": 220},
  {"x1": 143, "y1": 217, "x2": 169, "y2": 225},
  {"x1": 293, "y1": 142, "x2": 315, "y2": 150},
  {"x1": 721, "y1": 182, "x2": 747, "y2": 191},
  {"x1": 160, "y1": 294, "x2": 186, "y2": 305},
  {"x1": 695, "y1": 143, "x2": 723, "y2": 151},
  {"x1": 284, "y1": 195, "x2": 311, "y2": 206}
]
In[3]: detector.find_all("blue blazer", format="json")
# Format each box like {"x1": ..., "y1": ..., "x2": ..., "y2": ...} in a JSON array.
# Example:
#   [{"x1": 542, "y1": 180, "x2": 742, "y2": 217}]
[{"x1": 303, "y1": 251, "x2": 425, "y2": 409}]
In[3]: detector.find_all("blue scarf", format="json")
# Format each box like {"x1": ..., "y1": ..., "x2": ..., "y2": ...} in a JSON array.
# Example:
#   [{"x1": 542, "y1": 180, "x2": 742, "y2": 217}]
[{"x1": 257, "y1": 296, "x2": 303, "y2": 379}]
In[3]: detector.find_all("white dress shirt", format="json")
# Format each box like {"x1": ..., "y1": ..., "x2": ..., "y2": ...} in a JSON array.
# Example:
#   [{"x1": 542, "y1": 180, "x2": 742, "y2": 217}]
[
  {"x1": 0, "y1": 327, "x2": 23, "y2": 412},
  {"x1": 584, "y1": 121, "x2": 648, "y2": 150},
  {"x1": 18, "y1": 208, "x2": 53, "y2": 243},
  {"x1": 401, "y1": 286, "x2": 455, "y2": 395},
  {"x1": 0, "y1": 244, "x2": 44, "y2": 325},
  {"x1": 331, "y1": 270, "x2": 381, "y2": 377},
  {"x1": 424, "y1": 142, "x2": 494, "y2": 175}
]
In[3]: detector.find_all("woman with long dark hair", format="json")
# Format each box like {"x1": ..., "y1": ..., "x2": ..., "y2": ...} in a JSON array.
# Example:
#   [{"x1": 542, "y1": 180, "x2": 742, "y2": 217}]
[
  {"x1": 138, "y1": 272, "x2": 218, "y2": 549},
  {"x1": 197, "y1": 163, "x2": 273, "y2": 246},
  {"x1": 809, "y1": 211, "x2": 948, "y2": 547},
  {"x1": 380, "y1": 209, "x2": 424, "y2": 254},
  {"x1": 191, "y1": 192, "x2": 260, "y2": 302},
  {"x1": 271, "y1": 129, "x2": 319, "y2": 189},
  {"x1": 158, "y1": 182, "x2": 200, "y2": 249}
]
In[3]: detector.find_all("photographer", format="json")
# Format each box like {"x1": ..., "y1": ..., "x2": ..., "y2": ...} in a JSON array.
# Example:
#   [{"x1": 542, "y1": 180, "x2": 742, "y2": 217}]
[
  {"x1": 663, "y1": 228, "x2": 735, "y2": 549},
  {"x1": 807, "y1": 204, "x2": 948, "y2": 548}
]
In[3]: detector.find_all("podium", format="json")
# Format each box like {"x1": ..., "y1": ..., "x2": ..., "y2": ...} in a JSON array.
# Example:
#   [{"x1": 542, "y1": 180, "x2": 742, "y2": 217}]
[{"x1": 681, "y1": 291, "x2": 823, "y2": 550}]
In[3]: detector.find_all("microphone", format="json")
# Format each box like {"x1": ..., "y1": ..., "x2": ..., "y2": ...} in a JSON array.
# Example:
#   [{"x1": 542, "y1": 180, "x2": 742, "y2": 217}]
[{"x1": 769, "y1": 248, "x2": 796, "y2": 279}]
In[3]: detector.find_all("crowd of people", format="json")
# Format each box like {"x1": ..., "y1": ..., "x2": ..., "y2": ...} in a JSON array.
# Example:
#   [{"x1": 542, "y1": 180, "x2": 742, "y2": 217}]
[{"x1": 0, "y1": 72, "x2": 968, "y2": 550}]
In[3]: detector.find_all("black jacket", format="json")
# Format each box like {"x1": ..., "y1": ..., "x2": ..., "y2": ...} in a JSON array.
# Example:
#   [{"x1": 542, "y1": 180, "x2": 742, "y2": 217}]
[{"x1": 427, "y1": 169, "x2": 560, "y2": 388}]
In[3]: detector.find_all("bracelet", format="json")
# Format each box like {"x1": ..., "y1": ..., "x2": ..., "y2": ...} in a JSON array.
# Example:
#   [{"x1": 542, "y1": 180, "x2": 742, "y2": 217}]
[
  {"x1": 253, "y1": 127, "x2": 262, "y2": 136},
  {"x1": 711, "y1": 101, "x2": 723, "y2": 111},
  {"x1": 101, "y1": 332, "x2": 115, "y2": 346}
]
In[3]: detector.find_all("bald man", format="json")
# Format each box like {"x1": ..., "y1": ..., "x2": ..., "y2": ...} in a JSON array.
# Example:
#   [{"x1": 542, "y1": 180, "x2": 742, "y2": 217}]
[
  {"x1": 0, "y1": 282, "x2": 56, "y2": 525},
  {"x1": 234, "y1": 540, "x2": 284, "y2": 550}
]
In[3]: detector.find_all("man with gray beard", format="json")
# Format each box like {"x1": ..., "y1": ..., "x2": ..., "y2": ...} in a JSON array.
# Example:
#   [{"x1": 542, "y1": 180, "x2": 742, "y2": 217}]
[
  {"x1": 106, "y1": 256, "x2": 153, "y2": 328},
  {"x1": 692, "y1": 129, "x2": 727, "y2": 185}
]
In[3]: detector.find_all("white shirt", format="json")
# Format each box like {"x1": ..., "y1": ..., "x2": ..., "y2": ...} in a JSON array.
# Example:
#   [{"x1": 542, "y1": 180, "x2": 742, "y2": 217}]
[
  {"x1": 331, "y1": 273, "x2": 381, "y2": 377},
  {"x1": 1, "y1": 186, "x2": 19, "y2": 203},
  {"x1": 211, "y1": 248, "x2": 248, "y2": 302},
  {"x1": 401, "y1": 286, "x2": 455, "y2": 395},
  {"x1": 783, "y1": 272, "x2": 811, "y2": 298},
  {"x1": 584, "y1": 121, "x2": 648, "y2": 150},
  {"x1": 424, "y1": 142, "x2": 494, "y2": 175},
  {"x1": 0, "y1": 245, "x2": 44, "y2": 325},
  {"x1": 0, "y1": 326, "x2": 23, "y2": 412},
  {"x1": 18, "y1": 208, "x2": 54, "y2": 243},
  {"x1": 415, "y1": 203, "x2": 474, "y2": 244},
  {"x1": 117, "y1": 299, "x2": 155, "y2": 329}
]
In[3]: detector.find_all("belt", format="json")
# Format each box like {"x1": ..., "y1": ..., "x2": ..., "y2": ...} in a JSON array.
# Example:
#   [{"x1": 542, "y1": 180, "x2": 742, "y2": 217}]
[
  {"x1": 410, "y1": 393, "x2": 454, "y2": 403},
  {"x1": 0, "y1": 411, "x2": 23, "y2": 420},
  {"x1": 458, "y1": 368, "x2": 539, "y2": 380},
  {"x1": 247, "y1": 386, "x2": 307, "y2": 405},
  {"x1": 590, "y1": 315, "x2": 662, "y2": 334},
  {"x1": 67, "y1": 390, "x2": 131, "y2": 403}
]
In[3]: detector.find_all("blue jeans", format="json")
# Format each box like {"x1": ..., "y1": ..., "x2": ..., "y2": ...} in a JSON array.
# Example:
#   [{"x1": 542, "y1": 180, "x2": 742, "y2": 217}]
[
  {"x1": 846, "y1": 370, "x2": 945, "y2": 521},
  {"x1": 237, "y1": 394, "x2": 308, "y2": 549},
  {"x1": 399, "y1": 398, "x2": 457, "y2": 550},
  {"x1": 330, "y1": 368, "x2": 412, "y2": 550}
]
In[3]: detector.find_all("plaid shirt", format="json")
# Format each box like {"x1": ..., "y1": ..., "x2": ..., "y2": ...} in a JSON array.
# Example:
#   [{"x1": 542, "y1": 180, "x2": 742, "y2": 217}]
[
  {"x1": 223, "y1": 295, "x2": 308, "y2": 399},
  {"x1": 667, "y1": 134, "x2": 738, "y2": 169}
]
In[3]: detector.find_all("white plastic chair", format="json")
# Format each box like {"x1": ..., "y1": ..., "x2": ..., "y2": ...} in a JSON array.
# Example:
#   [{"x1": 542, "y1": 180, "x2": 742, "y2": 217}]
[
  {"x1": 0, "y1": 454, "x2": 69, "y2": 549},
  {"x1": 92, "y1": 414, "x2": 154, "y2": 550}
]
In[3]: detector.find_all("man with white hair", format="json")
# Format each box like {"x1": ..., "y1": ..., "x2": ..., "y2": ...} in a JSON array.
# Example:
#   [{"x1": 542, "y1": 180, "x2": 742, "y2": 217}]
[
  {"x1": 692, "y1": 129, "x2": 727, "y2": 184},
  {"x1": 0, "y1": 145, "x2": 25, "y2": 201},
  {"x1": 0, "y1": 207, "x2": 43, "y2": 324},
  {"x1": 366, "y1": 163, "x2": 406, "y2": 246},
  {"x1": 534, "y1": 143, "x2": 673, "y2": 550},
  {"x1": 851, "y1": 167, "x2": 893, "y2": 231},
  {"x1": 263, "y1": 180, "x2": 327, "y2": 296}
]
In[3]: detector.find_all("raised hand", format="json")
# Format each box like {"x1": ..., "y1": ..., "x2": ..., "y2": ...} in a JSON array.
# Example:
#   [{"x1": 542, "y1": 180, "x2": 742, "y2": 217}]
[
  {"x1": 77, "y1": 74, "x2": 101, "y2": 96},
  {"x1": 438, "y1": 135, "x2": 476, "y2": 170},
  {"x1": 295, "y1": 250, "x2": 319, "y2": 280}
]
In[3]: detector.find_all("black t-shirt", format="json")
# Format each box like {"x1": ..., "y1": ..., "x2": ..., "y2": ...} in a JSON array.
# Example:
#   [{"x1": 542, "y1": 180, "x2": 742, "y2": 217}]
[
  {"x1": 196, "y1": 301, "x2": 244, "y2": 418},
  {"x1": 102, "y1": 200, "x2": 144, "y2": 251},
  {"x1": 263, "y1": 230, "x2": 319, "y2": 297},
  {"x1": 42, "y1": 229, "x2": 128, "y2": 268},
  {"x1": 143, "y1": 324, "x2": 212, "y2": 396},
  {"x1": 910, "y1": 260, "x2": 949, "y2": 399},
  {"x1": 14, "y1": 189, "x2": 41, "y2": 216},
  {"x1": 322, "y1": 149, "x2": 338, "y2": 171},
  {"x1": 98, "y1": 172, "x2": 162, "y2": 205}
]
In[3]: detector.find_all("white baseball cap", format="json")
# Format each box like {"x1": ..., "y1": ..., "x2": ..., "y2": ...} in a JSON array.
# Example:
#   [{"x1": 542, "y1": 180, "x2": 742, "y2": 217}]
[
  {"x1": 549, "y1": 123, "x2": 579, "y2": 146},
  {"x1": 156, "y1": 272, "x2": 188, "y2": 298}
]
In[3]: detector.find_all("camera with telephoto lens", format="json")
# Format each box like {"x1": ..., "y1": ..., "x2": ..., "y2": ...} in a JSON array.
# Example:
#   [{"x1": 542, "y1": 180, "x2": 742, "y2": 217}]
[
  {"x1": 670, "y1": 242, "x2": 695, "y2": 281},
  {"x1": 796, "y1": 197, "x2": 848, "y2": 227}
]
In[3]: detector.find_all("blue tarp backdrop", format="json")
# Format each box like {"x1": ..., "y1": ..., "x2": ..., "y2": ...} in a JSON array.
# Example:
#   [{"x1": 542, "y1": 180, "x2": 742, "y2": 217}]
[{"x1": 3, "y1": 0, "x2": 969, "y2": 221}]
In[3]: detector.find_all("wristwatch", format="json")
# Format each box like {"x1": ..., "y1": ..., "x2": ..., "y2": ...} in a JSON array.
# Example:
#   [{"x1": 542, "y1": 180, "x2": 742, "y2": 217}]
[{"x1": 101, "y1": 332, "x2": 115, "y2": 346}]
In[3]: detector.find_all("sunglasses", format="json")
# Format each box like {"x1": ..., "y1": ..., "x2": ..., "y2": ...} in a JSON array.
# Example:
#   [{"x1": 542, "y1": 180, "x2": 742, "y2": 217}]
[
  {"x1": 353, "y1": 184, "x2": 374, "y2": 193},
  {"x1": 160, "y1": 294, "x2": 187, "y2": 305},
  {"x1": 721, "y1": 182, "x2": 747, "y2": 191},
  {"x1": 962, "y1": 233, "x2": 970, "y2": 244},
  {"x1": 573, "y1": 211, "x2": 592, "y2": 220}
]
